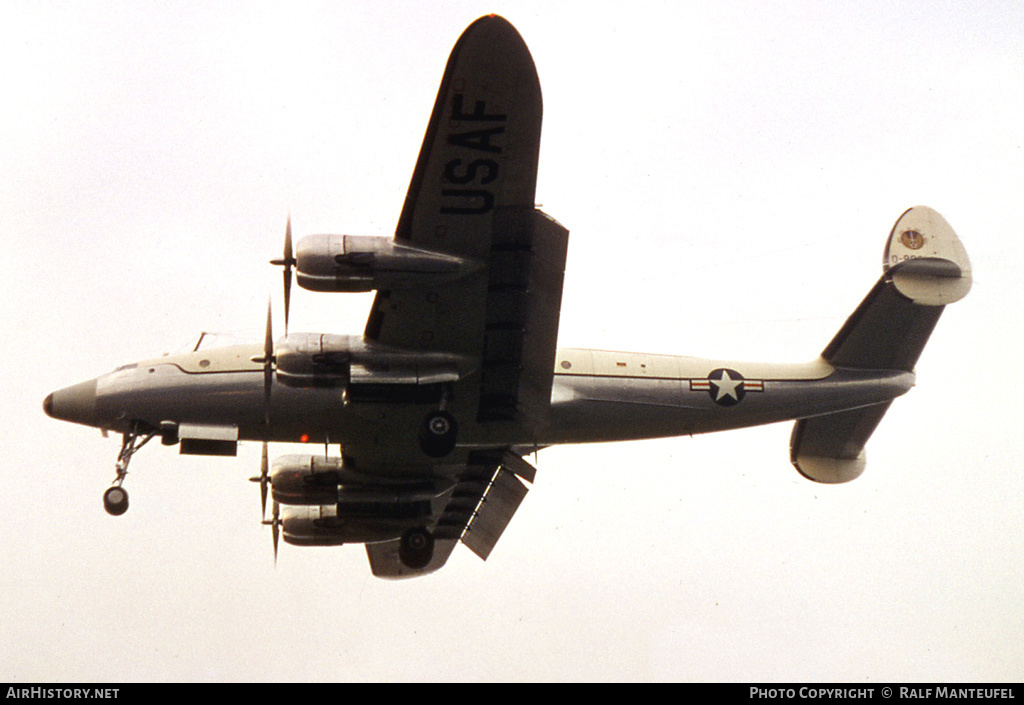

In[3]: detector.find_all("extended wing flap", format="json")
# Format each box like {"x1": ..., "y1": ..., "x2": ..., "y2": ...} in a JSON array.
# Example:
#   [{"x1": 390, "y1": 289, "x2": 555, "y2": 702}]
[
  {"x1": 461, "y1": 467, "x2": 530, "y2": 560},
  {"x1": 441, "y1": 450, "x2": 534, "y2": 560},
  {"x1": 479, "y1": 210, "x2": 568, "y2": 422}
]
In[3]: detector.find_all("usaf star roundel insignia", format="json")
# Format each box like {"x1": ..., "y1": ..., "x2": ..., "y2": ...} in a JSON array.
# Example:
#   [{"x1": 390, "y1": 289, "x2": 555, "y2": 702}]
[
  {"x1": 706, "y1": 368, "x2": 745, "y2": 405},
  {"x1": 690, "y1": 368, "x2": 764, "y2": 406}
]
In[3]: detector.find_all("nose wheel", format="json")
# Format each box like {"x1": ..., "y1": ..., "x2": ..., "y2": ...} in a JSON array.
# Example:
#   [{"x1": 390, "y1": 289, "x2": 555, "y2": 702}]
[{"x1": 103, "y1": 485, "x2": 129, "y2": 516}]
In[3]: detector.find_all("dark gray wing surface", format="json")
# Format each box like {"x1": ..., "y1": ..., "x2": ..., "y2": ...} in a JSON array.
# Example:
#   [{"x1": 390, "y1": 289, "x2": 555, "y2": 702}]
[
  {"x1": 365, "y1": 15, "x2": 543, "y2": 357},
  {"x1": 362, "y1": 17, "x2": 562, "y2": 576}
]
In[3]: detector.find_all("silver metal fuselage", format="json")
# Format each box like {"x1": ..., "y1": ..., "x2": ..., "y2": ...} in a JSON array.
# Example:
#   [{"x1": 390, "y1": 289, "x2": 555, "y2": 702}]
[{"x1": 46, "y1": 341, "x2": 914, "y2": 465}]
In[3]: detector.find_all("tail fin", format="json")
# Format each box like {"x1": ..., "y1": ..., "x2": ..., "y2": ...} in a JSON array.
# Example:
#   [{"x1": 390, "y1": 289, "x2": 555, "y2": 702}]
[{"x1": 790, "y1": 206, "x2": 971, "y2": 483}]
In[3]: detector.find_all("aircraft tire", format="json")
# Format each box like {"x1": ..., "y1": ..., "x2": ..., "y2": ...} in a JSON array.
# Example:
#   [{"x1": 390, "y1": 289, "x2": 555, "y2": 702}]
[
  {"x1": 399, "y1": 527, "x2": 435, "y2": 569},
  {"x1": 103, "y1": 486, "x2": 129, "y2": 516},
  {"x1": 418, "y1": 411, "x2": 458, "y2": 458}
]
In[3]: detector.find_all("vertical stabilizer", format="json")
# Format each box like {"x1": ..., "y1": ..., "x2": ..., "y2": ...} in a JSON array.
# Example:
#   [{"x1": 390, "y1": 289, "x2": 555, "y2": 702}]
[{"x1": 884, "y1": 206, "x2": 972, "y2": 306}]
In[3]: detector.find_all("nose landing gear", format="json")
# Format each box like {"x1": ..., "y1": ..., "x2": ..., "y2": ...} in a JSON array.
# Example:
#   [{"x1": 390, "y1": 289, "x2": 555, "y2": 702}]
[{"x1": 104, "y1": 423, "x2": 156, "y2": 516}]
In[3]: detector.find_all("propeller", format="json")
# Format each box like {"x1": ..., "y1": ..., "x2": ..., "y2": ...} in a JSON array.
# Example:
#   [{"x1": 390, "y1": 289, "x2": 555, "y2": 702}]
[
  {"x1": 246, "y1": 299, "x2": 277, "y2": 424},
  {"x1": 269, "y1": 217, "x2": 295, "y2": 335},
  {"x1": 248, "y1": 442, "x2": 270, "y2": 520},
  {"x1": 260, "y1": 499, "x2": 281, "y2": 564},
  {"x1": 247, "y1": 301, "x2": 277, "y2": 424},
  {"x1": 251, "y1": 219, "x2": 293, "y2": 563},
  {"x1": 263, "y1": 301, "x2": 274, "y2": 421},
  {"x1": 249, "y1": 442, "x2": 279, "y2": 563}
]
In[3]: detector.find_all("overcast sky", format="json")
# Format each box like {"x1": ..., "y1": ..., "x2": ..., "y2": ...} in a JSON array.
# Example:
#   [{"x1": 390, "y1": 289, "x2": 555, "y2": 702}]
[{"x1": 2, "y1": 0, "x2": 1022, "y2": 682}]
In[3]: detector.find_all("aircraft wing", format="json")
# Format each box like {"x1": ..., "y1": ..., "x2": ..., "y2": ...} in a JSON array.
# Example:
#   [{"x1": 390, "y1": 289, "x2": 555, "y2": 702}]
[
  {"x1": 364, "y1": 15, "x2": 568, "y2": 426},
  {"x1": 356, "y1": 17, "x2": 565, "y2": 576}
]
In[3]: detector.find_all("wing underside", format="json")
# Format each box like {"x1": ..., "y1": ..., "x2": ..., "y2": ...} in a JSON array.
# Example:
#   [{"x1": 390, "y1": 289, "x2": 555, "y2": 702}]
[
  {"x1": 790, "y1": 279, "x2": 943, "y2": 483},
  {"x1": 363, "y1": 16, "x2": 566, "y2": 431},
  {"x1": 364, "y1": 16, "x2": 565, "y2": 414},
  {"x1": 360, "y1": 17, "x2": 563, "y2": 576},
  {"x1": 366, "y1": 450, "x2": 535, "y2": 578}
]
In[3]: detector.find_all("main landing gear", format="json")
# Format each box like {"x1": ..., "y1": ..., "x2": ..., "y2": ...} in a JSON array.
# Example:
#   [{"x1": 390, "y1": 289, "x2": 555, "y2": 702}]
[
  {"x1": 104, "y1": 423, "x2": 156, "y2": 516},
  {"x1": 418, "y1": 410, "x2": 458, "y2": 458},
  {"x1": 416, "y1": 383, "x2": 459, "y2": 458},
  {"x1": 399, "y1": 526, "x2": 435, "y2": 569}
]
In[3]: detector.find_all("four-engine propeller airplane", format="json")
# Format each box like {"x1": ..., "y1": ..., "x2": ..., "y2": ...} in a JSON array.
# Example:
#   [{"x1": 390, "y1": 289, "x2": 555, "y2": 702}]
[{"x1": 44, "y1": 15, "x2": 971, "y2": 578}]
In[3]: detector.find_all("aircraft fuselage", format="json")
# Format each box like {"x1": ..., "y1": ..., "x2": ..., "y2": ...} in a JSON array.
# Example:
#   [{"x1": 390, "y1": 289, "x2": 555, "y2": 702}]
[{"x1": 45, "y1": 341, "x2": 914, "y2": 462}]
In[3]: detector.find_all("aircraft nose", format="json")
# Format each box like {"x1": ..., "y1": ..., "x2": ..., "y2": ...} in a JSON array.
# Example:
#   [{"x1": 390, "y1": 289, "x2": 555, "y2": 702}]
[{"x1": 44, "y1": 379, "x2": 99, "y2": 427}]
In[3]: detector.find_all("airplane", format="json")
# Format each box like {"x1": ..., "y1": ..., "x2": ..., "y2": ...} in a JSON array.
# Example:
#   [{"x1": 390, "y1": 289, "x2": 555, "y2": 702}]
[{"x1": 43, "y1": 15, "x2": 971, "y2": 578}]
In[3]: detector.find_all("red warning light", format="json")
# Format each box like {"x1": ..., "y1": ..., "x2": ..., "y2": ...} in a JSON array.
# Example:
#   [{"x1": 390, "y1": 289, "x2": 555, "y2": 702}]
[{"x1": 299, "y1": 434, "x2": 310, "y2": 443}]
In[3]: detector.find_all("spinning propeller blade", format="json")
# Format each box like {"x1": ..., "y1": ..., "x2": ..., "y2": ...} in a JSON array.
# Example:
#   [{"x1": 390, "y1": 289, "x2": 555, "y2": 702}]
[
  {"x1": 259, "y1": 499, "x2": 281, "y2": 565},
  {"x1": 271, "y1": 500, "x2": 280, "y2": 564},
  {"x1": 247, "y1": 442, "x2": 271, "y2": 520},
  {"x1": 262, "y1": 301, "x2": 274, "y2": 424},
  {"x1": 258, "y1": 441, "x2": 269, "y2": 519},
  {"x1": 269, "y1": 217, "x2": 295, "y2": 335}
]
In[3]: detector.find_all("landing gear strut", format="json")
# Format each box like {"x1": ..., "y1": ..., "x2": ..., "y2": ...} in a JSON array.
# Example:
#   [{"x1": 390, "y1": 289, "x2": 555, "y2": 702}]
[{"x1": 105, "y1": 423, "x2": 156, "y2": 516}]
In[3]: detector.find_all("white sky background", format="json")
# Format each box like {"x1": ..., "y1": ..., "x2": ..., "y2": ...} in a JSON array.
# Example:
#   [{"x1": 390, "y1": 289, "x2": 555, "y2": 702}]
[{"x1": 2, "y1": 0, "x2": 1022, "y2": 682}]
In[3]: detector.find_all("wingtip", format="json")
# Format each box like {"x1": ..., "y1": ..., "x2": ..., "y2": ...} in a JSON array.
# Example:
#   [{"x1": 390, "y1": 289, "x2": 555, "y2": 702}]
[{"x1": 464, "y1": 14, "x2": 520, "y2": 39}]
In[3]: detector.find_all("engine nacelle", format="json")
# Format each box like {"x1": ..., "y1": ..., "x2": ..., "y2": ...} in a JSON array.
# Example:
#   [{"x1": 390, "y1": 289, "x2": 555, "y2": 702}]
[
  {"x1": 280, "y1": 505, "x2": 408, "y2": 546},
  {"x1": 274, "y1": 333, "x2": 468, "y2": 388},
  {"x1": 270, "y1": 454, "x2": 346, "y2": 506},
  {"x1": 270, "y1": 454, "x2": 456, "y2": 507},
  {"x1": 295, "y1": 234, "x2": 480, "y2": 293}
]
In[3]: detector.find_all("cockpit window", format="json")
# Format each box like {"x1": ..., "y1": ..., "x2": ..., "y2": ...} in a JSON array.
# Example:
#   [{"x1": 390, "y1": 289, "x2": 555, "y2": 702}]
[{"x1": 185, "y1": 331, "x2": 261, "y2": 353}]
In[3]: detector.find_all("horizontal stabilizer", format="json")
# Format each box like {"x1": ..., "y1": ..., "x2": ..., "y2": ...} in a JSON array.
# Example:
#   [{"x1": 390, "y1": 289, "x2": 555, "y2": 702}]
[
  {"x1": 793, "y1": 207, "x2": 970, "y2": 483},
  {"x1": 790, "y1": 402, "x2": 892, "y2": 483}
]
